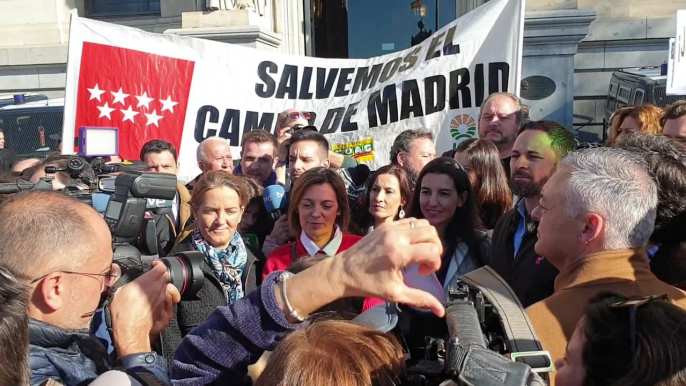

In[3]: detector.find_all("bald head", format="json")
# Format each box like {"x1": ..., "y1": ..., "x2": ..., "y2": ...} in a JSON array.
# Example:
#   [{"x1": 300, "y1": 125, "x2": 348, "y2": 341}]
[
  {"x1": 12, "y1": 158, "x2": 40, "y2": 174},
  {"x1": 0, "y1": 191, "x2": 108, "y2": 278}
]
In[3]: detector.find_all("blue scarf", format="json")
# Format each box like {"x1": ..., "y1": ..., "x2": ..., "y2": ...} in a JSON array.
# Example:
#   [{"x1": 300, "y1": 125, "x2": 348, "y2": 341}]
[{"x1": 191, "y1": 227, "x2": 248, "y2": 304}]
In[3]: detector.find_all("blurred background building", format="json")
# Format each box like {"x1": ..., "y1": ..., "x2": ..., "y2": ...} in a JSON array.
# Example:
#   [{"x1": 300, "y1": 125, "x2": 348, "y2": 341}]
[{"x1": 0, "y1": 0, "x2": 683, "y2": 141}]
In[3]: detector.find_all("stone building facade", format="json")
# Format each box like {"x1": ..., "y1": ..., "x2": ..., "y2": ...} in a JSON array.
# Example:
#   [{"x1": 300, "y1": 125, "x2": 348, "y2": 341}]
[{"x1": 0, "y1": 0, "x2": 683, "y2": 140}]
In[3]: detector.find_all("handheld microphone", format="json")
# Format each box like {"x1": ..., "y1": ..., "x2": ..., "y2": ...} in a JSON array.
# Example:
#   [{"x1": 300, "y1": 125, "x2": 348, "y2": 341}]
[{"x1": 264, "y1": 185, "x2": 287, "y2": 220}]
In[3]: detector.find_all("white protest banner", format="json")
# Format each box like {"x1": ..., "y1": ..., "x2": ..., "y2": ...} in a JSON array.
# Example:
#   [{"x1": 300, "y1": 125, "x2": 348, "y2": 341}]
[
  {"x1": 669, "y1": 11, "x2": 686, "y2": 95},
  {"x1": 63, "y1": 0, "x2": 524, "y2": 183}
]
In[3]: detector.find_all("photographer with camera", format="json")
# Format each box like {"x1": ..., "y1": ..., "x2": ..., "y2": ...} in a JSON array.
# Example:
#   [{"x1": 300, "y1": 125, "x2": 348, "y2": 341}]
[
  {"x1": 0, "y1": 191, "x2": 180, "y2": 386},
  {"x1": 274, "y1": 110, "x2": 358, "y2": 182}
]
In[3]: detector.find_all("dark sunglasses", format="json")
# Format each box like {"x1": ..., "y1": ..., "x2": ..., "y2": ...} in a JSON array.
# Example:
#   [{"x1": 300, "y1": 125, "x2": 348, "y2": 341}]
[{"x1": 611, "y1": 294, "x2": 669, "y2": 354}]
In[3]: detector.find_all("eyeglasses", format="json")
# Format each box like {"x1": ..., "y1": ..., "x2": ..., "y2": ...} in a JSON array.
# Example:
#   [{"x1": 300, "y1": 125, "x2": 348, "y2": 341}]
[
  {"x1": 278, "y1": 111, "x2": 312, "y2": 127},
  {"x1": 611, "y1": 294, "x2": 669, "y2": 354},
  {"x1": 286, "y1": 112, "x2": 311, "y2": 121},
  {"x1": 29, "y1": 264, "x2": 119, "y2": 292}
]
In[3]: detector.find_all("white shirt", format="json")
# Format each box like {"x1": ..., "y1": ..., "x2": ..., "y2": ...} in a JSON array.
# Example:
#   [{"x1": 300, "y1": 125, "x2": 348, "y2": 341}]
[
  {"x1": 299, "y1": 225, "x2": 343, "y2": 257},
  {"x1": 172, "y1": 191, "x2": 180, "y2": 228}
]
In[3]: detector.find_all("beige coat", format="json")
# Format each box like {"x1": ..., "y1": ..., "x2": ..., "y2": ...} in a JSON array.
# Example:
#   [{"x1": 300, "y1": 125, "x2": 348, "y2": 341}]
[{"x1": 526, "y1": 249, "x2": 686, "y2": 385}]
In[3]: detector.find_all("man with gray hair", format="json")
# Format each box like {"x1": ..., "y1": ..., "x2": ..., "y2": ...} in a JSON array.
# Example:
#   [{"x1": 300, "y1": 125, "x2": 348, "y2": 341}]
[
  {"x1": 526, "y1": 147, "x2": 686, "y2": 380},
  {"x1": 389, "y1": 129, "x2": 436, "y2": 188},
  {"x1": 187, "y1": 137, "x2": 234, "y2": 192}
]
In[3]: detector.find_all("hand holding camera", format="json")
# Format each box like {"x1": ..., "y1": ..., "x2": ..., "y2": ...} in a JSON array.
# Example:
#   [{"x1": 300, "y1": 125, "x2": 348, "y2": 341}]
[{"x1": 109, "y1": 261, "x2": 181, "y2": 356}]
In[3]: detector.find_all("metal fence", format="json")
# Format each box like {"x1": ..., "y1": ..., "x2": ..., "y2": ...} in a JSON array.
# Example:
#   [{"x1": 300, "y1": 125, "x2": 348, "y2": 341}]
[{"x1": 0, "y1": 106, "x2": 63, "y2": 160}]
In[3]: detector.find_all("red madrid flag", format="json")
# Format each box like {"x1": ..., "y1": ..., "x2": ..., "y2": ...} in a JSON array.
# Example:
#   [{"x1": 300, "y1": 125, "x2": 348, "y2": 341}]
[{"x1": 73, "y1": 42, "x2": 195, "y2": 160}]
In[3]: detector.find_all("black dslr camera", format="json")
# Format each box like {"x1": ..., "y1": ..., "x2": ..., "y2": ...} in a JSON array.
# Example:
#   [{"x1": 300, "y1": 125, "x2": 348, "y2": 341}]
[
  {"x1": 103, "y1": 171, "x2": 204, "y2": 300},
  {"x1": 400, "y1": 284, "x2": 547, "y2": 386}
]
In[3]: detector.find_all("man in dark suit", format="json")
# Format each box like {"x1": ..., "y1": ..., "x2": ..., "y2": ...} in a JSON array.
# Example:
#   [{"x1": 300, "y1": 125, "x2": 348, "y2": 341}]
[{"x1": 489, "y1": 120, "x2": 575, "y2": 307}]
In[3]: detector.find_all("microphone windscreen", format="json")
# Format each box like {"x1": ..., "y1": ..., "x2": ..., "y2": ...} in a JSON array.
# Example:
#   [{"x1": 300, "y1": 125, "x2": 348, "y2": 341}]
[{"x1": 264, "y1": 185, "x2": 286, "y2": 214}]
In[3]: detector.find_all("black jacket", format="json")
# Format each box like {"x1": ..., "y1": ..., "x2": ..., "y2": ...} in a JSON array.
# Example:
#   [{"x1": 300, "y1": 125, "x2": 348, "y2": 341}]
[
  {"x1": 28, "y1": 319, "x2": 169, "y2": 386},
  {"x1": 160, "y1": 233, "x2": 264, "y2": 363},
  {"x1": 488, "y1": 207, "x2": 558, "y2": 308},
  {"x1": 0, "y1": 148, "x2": 17, "y2": 172}
]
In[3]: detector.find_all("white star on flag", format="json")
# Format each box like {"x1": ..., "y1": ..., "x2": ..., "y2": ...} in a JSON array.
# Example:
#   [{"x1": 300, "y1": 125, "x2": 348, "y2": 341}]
[
  {"x1": 111, "y1": 88, "x2": 129, "y2": 106},
  {"x1": 145, "y1": 110, "x2": 163, "y2": 127},
  {"x1": 120, "y1": 105, "x2": 140, "y2": 123},
  {"x1": 97, "y1": 102, "x2": 115, "y2": 120},
  {"x1": 159, "y1": 95, "x2": 178, "y2": 113},
  {"x1": 136, "y1": 92, "x2": 154, "y2": 109},
  {"x1": 88, "y1": 84, "x2": 106, "y2": 102}
]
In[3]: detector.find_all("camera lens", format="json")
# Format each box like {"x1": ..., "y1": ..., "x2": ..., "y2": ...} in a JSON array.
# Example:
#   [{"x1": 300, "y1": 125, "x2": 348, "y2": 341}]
[{"x1": 161, "y1": 251, "x2": 205, "y2": 300}]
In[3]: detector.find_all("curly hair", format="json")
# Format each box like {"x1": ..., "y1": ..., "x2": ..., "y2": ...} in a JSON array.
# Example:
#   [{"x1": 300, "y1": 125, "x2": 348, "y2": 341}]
[{"x1": 607, "y1": 105, "x2": 663, "y2": 146}]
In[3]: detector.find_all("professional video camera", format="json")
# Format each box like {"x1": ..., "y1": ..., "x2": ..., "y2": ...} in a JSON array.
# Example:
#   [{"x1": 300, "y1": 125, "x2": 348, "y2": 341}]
[
  {"x1": 102, "y1": 171, "x2": 204, "y2": 300},
  {"x1": 399, "y1": 280, "x2": 551, "y2": 386},
  {"x1": 0, "y1": 156, "x2": 205, "y2": 300},
  {"x1": 0, "y1": 156, "x2": 95, "y2": 195}
]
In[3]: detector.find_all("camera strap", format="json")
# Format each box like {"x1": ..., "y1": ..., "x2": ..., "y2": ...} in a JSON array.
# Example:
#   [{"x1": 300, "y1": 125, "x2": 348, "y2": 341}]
[
  {"x1": 459, "y1": 266, "x2": 554, "y2": 375},
  {"x1": 98, "y1": 286, "x2": 119, "y2": 363},
  {"x1": 448, "y1": 345, "x2": 547, "y2": 386}
]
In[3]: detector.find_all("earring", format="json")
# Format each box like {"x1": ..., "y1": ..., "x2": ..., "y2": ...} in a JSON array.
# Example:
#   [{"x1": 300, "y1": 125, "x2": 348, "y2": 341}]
[{"x1": 398, "y1": 207, "x2": 405, "y2": 219}]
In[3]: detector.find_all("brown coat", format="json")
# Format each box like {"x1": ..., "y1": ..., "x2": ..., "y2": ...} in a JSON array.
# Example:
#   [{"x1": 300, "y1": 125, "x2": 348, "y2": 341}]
[
  {"x1": 526, "y1": 249, "x2": 686, "y2": 385},
  {"x1": 177, "y1": 182, "x2": 192, "y2": 233}
]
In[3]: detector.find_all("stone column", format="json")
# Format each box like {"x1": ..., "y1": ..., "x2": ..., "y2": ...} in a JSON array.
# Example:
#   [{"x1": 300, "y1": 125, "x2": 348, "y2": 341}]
[{"x1": 522, "y1": 9, "x2": 596, "y2": 129}]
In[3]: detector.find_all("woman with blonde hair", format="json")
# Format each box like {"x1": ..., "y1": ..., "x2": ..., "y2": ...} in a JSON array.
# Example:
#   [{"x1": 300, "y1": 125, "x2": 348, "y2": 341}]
[{"x1": 161, "y1": 170, "x2": 265, "y2": 362}]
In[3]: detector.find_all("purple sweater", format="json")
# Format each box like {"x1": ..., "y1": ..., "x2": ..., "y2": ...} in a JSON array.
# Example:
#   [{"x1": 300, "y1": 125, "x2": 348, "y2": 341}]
[{"x1": 172, "y1": 272, "x2": 304, "y2": 385}]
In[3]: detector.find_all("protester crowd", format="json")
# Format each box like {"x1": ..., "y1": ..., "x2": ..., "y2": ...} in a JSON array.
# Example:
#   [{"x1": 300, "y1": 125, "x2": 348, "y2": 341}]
[{"x1": 2, "y1": 94, "x2": 686, "y2": 386}]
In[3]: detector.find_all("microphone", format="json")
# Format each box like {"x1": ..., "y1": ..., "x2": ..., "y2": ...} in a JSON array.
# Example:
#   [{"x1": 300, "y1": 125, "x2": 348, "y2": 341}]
[{"x1": 264, "y1": 185, "x2": 287, "y2": 220}]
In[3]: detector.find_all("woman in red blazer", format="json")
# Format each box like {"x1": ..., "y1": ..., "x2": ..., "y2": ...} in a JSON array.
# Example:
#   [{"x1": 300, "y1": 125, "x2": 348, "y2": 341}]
[{"x1": 263, "y1": 168, "x2": 362, "y2": 279}]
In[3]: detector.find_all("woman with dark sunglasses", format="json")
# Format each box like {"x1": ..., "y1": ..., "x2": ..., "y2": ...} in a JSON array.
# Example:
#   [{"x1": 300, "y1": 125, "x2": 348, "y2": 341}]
[{"x1": 555, "y1": 291, "x2": 686, "y2": 386}]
